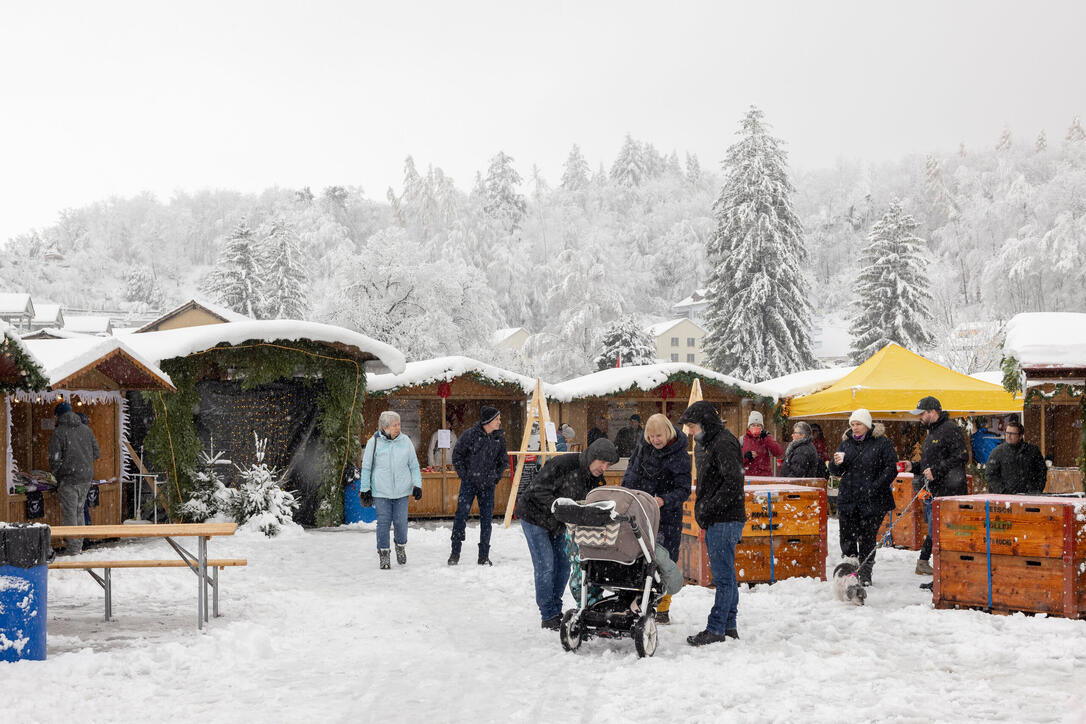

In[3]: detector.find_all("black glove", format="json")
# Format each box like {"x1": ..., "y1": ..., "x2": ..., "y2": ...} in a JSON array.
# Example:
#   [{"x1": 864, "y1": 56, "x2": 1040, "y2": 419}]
[
  {"x1": 759, "y1": 430, "x2": 768, "y2": 439},
  {"x1": 744, "y1": 451, "x2": 754, "y2": 462},
  {"x1": 360, "y1": 491, "x2": 373, "y2": 507},
  {"x1": 412, "y1": 486, "x2": 423, "y2": 501}
]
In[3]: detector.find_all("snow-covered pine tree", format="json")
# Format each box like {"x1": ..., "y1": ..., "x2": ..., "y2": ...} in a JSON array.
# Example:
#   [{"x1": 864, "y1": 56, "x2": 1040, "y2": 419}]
[
  {"x1": 560, "y1": 144, "x2": 591, "y2": 191},
  {"x1": 996, "y1": 127, "x2": 1012, "y2": 151},
  {"x1": 1035, "y1": 130, "x2": 1048, "y2": 152},
  {"x1": 227, "y1": 433, "x2": 298, "y2": 536},
  {"x1": 203, "y1": 221, "x2": 262, "y2": 318},
  {"x1": 848, "y1": 199, "x2": 935, "y2": 363},
  {"x1": 610, "y1": 134, "x2": 644, "y2": 187},
  {"x1": 124, "y1": 267, "x2": 164, "y2": 307},
  {"x1": 701, "y1": 106, "x2": 815, "y2": 381},
  {"x1": 483, "y1": 151, "x2": 527, "y2": 234},
  {"x1": 593, "y1": 316, "x2": 657, "y2": 370},
  {"x1": 685, "y1": 153, "x2": 702, "y2": 186},
  {"x1": 1067, "y1": 116, "x2": 1085, "y2": 143},
  {"x1": 259, "y1": 220, "x2": 309, "y2": 319},
  {"x1": 179, "y1": 446, "x2": 232, "y2": 523}
]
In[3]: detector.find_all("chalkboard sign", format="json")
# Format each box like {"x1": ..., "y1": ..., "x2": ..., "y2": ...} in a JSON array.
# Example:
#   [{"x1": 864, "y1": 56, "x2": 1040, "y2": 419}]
[{"x1": 516, "y1": 460, "x2": 542, "y2": 503}]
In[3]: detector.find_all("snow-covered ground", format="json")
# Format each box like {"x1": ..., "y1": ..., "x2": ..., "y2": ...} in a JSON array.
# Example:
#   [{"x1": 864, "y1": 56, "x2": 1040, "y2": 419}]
[{"x1": 8, "y1": 519, "x2": 1086, "y2": 723}]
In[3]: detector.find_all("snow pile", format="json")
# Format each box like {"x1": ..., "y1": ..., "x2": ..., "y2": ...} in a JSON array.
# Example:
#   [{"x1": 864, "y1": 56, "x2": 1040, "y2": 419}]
[
  {"x1": 759, "y1": 366, "x2": 856, "y2": 399},
  {"x1": 550, "y1": 362, "x2": 773, "y2": 402},
  {"x1": 368, "y1": 355, "x2": 540, "y2": 395},
  {"x1": 1004, "y1": 312, "x2": 1086, "y2": 369}
]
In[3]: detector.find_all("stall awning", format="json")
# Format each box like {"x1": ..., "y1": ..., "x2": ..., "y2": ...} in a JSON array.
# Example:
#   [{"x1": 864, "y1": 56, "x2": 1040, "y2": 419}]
[{"x1": 786, "y1": 344, "x2": 1022, "y2": 420}]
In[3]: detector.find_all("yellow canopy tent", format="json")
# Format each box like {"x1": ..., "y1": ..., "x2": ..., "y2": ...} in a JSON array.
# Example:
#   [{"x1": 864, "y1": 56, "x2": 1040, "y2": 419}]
[{"x1": 786, "y1": 343, "x2": 1022, "y2": 420}]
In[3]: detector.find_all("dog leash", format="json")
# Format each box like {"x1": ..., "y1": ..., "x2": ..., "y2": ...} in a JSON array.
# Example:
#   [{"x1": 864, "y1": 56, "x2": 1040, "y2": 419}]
[{"x1": 854, "y1": 480, "x2": 931, "y2": 574}]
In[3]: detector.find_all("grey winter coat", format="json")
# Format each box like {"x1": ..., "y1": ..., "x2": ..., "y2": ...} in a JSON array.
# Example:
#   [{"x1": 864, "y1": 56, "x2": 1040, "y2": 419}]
[
  {"x1": 779, "y1": 437, "x2": 823, "y2": 478},
  {"x1": 48, "y1": 411, "x2": 101, "y2": 485}
]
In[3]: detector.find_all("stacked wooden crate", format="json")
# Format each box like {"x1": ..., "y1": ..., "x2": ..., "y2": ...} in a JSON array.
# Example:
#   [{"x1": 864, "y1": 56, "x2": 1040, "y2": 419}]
[
  {"x1": 933, "y1": 494, "x2": 1086, "y2": 618},
  {"x1": 679, "y1": 483, "x2": 827, "y2": 586},
  {"x1": 889, "y1": 474, "x2": 927, "y2": 550}
]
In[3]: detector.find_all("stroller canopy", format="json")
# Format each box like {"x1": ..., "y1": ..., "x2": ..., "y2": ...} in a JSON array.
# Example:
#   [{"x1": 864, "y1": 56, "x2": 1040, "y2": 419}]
[{"x1": 577, "y1": 487, "x2": 660, "y2": 565}]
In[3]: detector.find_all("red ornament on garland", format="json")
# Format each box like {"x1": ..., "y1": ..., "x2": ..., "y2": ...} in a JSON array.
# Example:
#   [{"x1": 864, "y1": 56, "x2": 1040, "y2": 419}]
[
  {"x1": 655, "y1": 383, "x2": 675, "y2": 400},
  {"x1": 437, "y1": 381, "x2": 452, "y2": 399}
]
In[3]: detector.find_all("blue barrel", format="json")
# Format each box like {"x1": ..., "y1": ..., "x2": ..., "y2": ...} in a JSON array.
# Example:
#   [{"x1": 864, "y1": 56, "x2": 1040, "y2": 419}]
[
  {"x1": 1, "y1": 523, "x2": 51, "y2": 662},
  {"x1": 343, "y1": 479, "x2": 377, "y2": 524}
]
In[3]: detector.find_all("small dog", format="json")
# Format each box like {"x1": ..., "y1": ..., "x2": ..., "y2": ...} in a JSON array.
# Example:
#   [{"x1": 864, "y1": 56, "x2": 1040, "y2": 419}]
[{"x1": 831, "y1": 557, "x2": 867, "y2": 606}]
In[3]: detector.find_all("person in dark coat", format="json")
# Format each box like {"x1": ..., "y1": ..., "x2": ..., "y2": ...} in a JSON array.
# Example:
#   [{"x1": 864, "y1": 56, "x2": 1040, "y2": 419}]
[
  {"x1": 779, "y1": 421, "x2": 824, "y2": 479},
  {"x1": 985, "y1": 421, "x2": 1047, "y2": 495},
  {"x1": 741, "y1": 410, "x2": 783, "y2": 477},
  {"x1": 904, "y1": 396, "x2": 969, "y2": 580},
  {"x1": 586, "y1": 416, "x2": 609, "y2": 447},
  {"x1": 515, "y1": 438, "x2": 619, "y2": 630},
  {"x1": 828, "y1": 408, "x2": 897, "y2": 586},
  {"x1": 48, "y1": 401, "x2": 101, "y2": 555},
  {"x1": 677, "y1": 400, "x2": 746, "y2": 646},
  {"x1": 450, "y1": 405, "x2": 508, "y2": 566},
  {"x1": 621, "y1": 413, "x2": 691, "y2": 624},
  {"x1": 613, "y1": 414, "x2": 642, "y2": 458}
]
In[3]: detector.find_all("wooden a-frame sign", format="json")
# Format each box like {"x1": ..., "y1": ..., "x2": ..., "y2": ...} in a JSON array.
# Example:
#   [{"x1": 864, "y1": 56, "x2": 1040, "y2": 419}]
[
  {"x1": 686, "y1": 378, "x2": 703, "y2": 482},
  {"x1": 503, "y1": 379, "x2": 560, "y2": 528}
]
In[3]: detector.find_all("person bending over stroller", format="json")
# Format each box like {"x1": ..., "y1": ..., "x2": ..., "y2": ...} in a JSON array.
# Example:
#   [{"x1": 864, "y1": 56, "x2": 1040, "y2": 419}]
[{"x1": 515, "y1": 438, "x2": 620, "y2": 630}]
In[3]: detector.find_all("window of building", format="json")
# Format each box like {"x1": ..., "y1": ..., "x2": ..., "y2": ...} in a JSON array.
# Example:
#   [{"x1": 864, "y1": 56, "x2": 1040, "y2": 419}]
[
  {"x1": 670, "y1": 336, "x2": 679, "y2": 346},
  {"x1": 687, "y1": 337, "x2": 696, "y2": 347},
  {"x1": 686, "y1": 353, "x2": 695, "y2": 363},
  {"x1": 670, "y1": 353, "x2": 679, "y2": 362}
]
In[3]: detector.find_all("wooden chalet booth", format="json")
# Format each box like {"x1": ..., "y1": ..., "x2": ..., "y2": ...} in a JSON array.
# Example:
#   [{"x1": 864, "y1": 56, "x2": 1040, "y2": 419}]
[
  {"x1": 2, "y1": 337, "x2": 175, "y2": 525},
  {"x1": 1003, "y1": 312, "x2": 1086, "y2": 494},
  {"x1": 548, "y1": 363, "x2": 776, "y2": 486},
  {"x1": 364, "y1": 357, "x2": 536, "y2": 518}
]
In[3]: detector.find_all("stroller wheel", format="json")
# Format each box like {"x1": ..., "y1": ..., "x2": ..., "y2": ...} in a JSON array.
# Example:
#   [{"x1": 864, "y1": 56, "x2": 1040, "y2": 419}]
[
  {"x1": 632, "y1": 614, "x2": 658, "y2": 658},
  {"x1": 560, "y1": 610, "x2": 583, "y2": 652}
]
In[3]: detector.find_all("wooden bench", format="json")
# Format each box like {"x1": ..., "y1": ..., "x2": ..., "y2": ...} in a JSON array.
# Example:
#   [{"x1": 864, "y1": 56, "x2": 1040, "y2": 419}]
[{"x1": 49, "y1": 558, "x2": 248, "y2": 623}]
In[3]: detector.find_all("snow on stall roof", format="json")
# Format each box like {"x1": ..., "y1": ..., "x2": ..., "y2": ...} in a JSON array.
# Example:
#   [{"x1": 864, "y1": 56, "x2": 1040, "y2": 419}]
[
  {"x1": 1004, "y1": 312, "x2": 1086, "y2": 368},
  {"x1": 2, "y1": 321, "x2": 44, "y2": 369},
  {"x1": 368, "y1": 355, "x2": 540, "y2": 395},
  {"x1": 759, "y1": 366, "x2": 856, "y2": 399},
  {"x1": 122, "y1": 319, "x2": 406, "y2": 373},
  {"x1": 31, "y1": 303, "x2": 63, "y2": 325},
  {"x1": 23, "y1": 336, "x2": 172, "y2": 387},
  {"x1": 0, "y1": 292, "x2": 33, "y2": 315},
  {"x1": 63, "y1": 315, "x2": 112, "y2": 334},
  {"x1": 549, "y1": 363, "x2": 773, "y2": 402}
]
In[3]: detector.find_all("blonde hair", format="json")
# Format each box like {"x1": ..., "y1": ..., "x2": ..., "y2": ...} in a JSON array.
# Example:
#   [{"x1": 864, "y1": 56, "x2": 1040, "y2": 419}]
[{"x1": 643, "y1": 413, "x2": 676, "y2": 444}]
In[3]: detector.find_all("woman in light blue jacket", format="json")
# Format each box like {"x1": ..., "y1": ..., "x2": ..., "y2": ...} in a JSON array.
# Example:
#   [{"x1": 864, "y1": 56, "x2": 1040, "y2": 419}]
[{"x1": 360, "y1": 411, "x2": 422, "y2": 569}]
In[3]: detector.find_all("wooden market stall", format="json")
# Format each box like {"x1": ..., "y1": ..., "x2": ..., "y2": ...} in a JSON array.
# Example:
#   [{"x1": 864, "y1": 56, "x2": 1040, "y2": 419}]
[
  {"x1": 364, "y1": 356, "x2": 538, "y2": 518},
  {"x1": 547, "y1": 363, "x2": 776, "y2": 486},
  {"x1": 2, "y1": 337, "x2": 175, "y2": 526}
]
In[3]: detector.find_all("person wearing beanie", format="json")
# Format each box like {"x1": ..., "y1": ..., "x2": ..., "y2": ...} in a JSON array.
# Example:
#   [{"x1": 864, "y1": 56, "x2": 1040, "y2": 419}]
[
  {"x1": 48, "y1": 401, "x2": 100, "y2": 555},
  {"x1": 449, "y1": 405, "x2": 508, "y2": 566},
  {"x1": 741, "y1": 409, "x2": 783, "y2": 477},
  {"x1": 677, "y1": 400, "x2": 745, "y2": 646},
  {"x1": 828, "y1": 408, "x2": 897, "y2": 586},
  {"x1": 515, "y1": 438, "x2": 619, "y2": 630},
  {"x1": 903, "y1": 395, "x2": 968, "y2": 582},
  {"x1": 779, "y1": 420, "x2": 824, "y2": 479}
]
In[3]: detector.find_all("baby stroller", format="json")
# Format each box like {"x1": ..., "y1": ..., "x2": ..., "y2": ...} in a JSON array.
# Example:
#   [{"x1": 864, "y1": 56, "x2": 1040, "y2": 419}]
[{"x1": 553, "y1": 487, "x2": 665, "y2": 658}]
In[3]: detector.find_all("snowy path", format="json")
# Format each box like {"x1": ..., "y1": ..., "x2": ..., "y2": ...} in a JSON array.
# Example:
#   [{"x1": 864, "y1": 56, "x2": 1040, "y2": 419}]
[{"x1": 7, "y1": 519, "x2": 1086, "y2": 723}]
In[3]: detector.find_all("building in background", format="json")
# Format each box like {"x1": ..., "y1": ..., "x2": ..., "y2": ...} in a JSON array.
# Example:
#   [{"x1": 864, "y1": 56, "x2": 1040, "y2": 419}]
[
  {"x1": 0, "y1": 293, "x2": 35, "y2": 331},
  {"x1": 645, "y1": 318, "x2": 706, "y2": 365},
  {"x1": 491, "y1": 327, "x2": 530, "y2": 352},
  {"x1": 671, "y1": 288, "x2": 708, "y2": 323}
]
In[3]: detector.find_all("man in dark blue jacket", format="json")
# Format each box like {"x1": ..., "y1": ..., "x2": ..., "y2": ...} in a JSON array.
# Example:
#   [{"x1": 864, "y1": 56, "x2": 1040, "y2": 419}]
[{"x1": 449, "y1": 405, "x2": 507, "y2": 566}]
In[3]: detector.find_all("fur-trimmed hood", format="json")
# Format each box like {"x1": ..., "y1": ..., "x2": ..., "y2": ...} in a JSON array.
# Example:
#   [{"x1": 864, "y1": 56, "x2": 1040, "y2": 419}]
[{"x1": 841, "y1": 422, "x2": 885, "y2": 441}]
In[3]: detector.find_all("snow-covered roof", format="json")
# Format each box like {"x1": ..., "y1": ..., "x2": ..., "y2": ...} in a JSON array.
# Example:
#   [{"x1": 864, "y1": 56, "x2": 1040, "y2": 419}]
[
  {"x1": 969, "y1": 370, "x2": 1005, "y2": 386},
  {"x1": 490, "y1": 327, "x2": 527, "y2": 346},
  {"x1": 1004, "y1": 313, "x2": 1086, "y2": 370},
  {"x1": 0, "y1": 292, "x2": 34, "y2": 316},
  {"x1": 31, "y1": 303, "x2": 63, "y2": 325},
  {"x1": 644, "y1": 318, "x2": 703, "y2": 337},
  {"x1": 134, "y1": 298, "x2": 250, "y2": 333},
  {"x1": 368, "y1": 355, "x2": 540, "y2": 395},
  {"x1": 549, "y1": 363, "x2": 773, "y2": 402},
  {"x1": 23, "y1": 336, "x2": 174, "y2": 390},
  {"x1": 2, "y1": 321, "x2": 43, "y2": 366},
  {"x1": 672, "y1": 289, "x2": 708, "y2": 311},
  {"x1": 759, "y1": 366, "x2": 856, "y2": 399},
  {"x1": 122, "y1": 319, "x2": 406, "y2": 373},
  {"x1": 20, "y1": 328, "x2": 92, "y2": 341},
  {"x1": 63, "y1": 315, "x2": 112, "y2": 335}
]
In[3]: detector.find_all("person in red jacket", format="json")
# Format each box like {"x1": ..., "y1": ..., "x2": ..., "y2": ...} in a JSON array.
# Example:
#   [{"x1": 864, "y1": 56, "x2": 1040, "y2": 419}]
[{"x1": 741, "y1": 411, "x2": 783, "y2": 477}]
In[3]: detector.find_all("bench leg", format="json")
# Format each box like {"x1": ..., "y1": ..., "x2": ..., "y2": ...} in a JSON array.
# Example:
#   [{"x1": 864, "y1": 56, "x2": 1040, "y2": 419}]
[
  {"x1": 105, "y1": 568, "x2": 112, "y2": 622},
  {"x1": 213, "y1": 566, "x2": 220, "y2": 618},
  {"x1": 197, "y1": 536, "x2": 207, "y2": 630}
]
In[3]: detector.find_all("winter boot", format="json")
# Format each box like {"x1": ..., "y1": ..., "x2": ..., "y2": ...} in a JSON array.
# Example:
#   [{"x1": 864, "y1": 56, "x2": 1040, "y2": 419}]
[
  {"x1": 395, "y1": 544, "x2": 407, "y2": 565},
  {"x1": 378, "y1": 549, "x2": 391, "y2": 570},
  {"x1": 687, "y1": 630, "x2": 728, "y2": 646},
  {"x1": 447, "y1": 551, "x2": 460, "y2": 566},
  {"x1": 541, "y1": 615, "x2": 562, "y2": 630},
  {"x1": 478, "y1": 547, "x2": 492, "y2": 566},
  {"x1": 655, "y1": 610, "x2": 670, "y2": 625},
  {"x1": 915, "y1": 558, "x2": 934, "y2": 575},
  {"x1": 859, "y1": 562, "x2": 873, "y2": 587}
]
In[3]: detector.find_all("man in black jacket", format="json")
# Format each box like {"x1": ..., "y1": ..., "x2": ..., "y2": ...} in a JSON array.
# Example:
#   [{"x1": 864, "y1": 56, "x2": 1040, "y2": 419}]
[
  {"x1": 905, "y1": 396, "x2": 968, "y2": 580},
  {"x1": 613, "y1": 414, "x2": 642, "y2": 458},
  {"x1": 986, "y1": 421, "x2": 1047, "y2": 495},
  {"x1": 515, "y1": 438, "x2": 619, "y2": 630},
  {"x1": 48, "y1": 402, "x2": 101, "y2": 555},
  {"x1": 449, "y1": 405, "x2": 508, "y2": 566},
  {"x1": 677, "y1": 401, "x2": 746, "y2": 646}
]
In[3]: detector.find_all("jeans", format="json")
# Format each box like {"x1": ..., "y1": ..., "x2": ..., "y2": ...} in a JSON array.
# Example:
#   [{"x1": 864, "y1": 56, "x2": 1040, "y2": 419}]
[
  {"x1": 58, "y1": 481, "x2": 90, "y2": 555},
  {"x1": 374, "y1": 496, "x2": 409, "y2": 550},
  {"x1": 919, "y1": 496, "x2": 934, "y2": 561},
  {"x1": 521, "y1": 521, "x2": 570, "y2": 621},
  {"x1": 705, "y1": 521, "x2": 745, "y2": 635},
  {"x1": 450, "y1": 482, "x2": 495, "y2": 556}
]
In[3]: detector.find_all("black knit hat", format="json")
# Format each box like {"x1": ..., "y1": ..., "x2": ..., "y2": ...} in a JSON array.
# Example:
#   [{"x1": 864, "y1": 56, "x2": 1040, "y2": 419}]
[
  {"x1": 479, "y1": 405, "x2": 500, "y2": 425},
  {"x1": 55, "y1": 402, "x2": 72, "y2": 417}
]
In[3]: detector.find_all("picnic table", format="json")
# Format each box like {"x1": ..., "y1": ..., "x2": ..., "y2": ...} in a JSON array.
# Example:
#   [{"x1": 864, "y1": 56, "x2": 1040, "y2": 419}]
[{"x1": 49, "y1": 523, "x2": 244, "y2": 630}]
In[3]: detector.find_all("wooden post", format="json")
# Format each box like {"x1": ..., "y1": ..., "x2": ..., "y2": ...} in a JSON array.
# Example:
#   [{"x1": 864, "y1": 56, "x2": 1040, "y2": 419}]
[
  {"x1": 503, "y1": 379, "x2": 558, "y2": 527},
  {"x1": 1, "y1": 395, "x2": 9, "y2": 522},
  {"x1": 440, "y1": 396, "x2": 448, "y2": 500},
  {"x1": 1040, "y1": 402, "x2": 1047, "y2": 459},
  {"x1": 686, "y1": 379, "x2": 703, "y2": 483}
]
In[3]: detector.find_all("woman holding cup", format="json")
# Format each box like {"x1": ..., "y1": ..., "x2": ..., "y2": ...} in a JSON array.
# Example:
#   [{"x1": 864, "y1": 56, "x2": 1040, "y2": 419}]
[{"x1": 827, "y1": 408, "x2": 897, "y2": 586}]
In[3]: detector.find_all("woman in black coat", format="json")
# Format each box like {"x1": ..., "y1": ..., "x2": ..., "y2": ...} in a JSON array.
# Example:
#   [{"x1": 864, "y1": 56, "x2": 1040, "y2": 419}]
[
  {"x1": 621, "y1": 413, "x2": 691, "y2": 624},
  {"x1": 827, "y1": 408, "x2": 897, "y2": 586}
]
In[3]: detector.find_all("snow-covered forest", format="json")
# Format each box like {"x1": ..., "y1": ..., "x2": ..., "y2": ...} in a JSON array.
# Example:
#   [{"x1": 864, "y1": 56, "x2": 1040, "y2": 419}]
[{"x1": 4, "y1": 115, "x2": 1086, "y2": 380}]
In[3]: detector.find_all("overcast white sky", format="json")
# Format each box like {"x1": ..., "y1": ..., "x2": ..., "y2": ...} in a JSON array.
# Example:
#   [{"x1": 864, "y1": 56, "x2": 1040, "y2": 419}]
[{"x1": 2, "y1": 1, "x2": 1084, "y2": 244}]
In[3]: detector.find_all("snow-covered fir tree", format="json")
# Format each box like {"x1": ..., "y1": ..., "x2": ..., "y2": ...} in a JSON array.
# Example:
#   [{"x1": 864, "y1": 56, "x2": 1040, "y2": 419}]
[
  {"x1": 593, "y1": 316, "x2": 657, "y2": 370},
  {"x1": 124, "y1": 267, "x2": 164, "y2": 307},
  {"x1": 560, "y1": 144, "x2": 591, "y2": 191},
  {"x1": 483, "y1": 151, "x2": 527, "y2": 234},
  {"x1": 610, "y1": 134, "x2": 644, "y2": 187},
  {"x1": 1067, "y1": 116, "x2": 1085, "y2": 143},
  {"x1": 701, "y1": 106, "x2": 815, "y2": 381},
  {"x1": 203, "y1": 221, "x2": 262, "y2": 318},
  {"x1": 227, "y1": 433, "x2": 298, "y2": 537},
  {"x1": 848, "y1": 200, "x2": 935, "y2": 362},
  {"x1": 258, "y1": 220, "x2": 309, "y2": 319},
  {"x1": 1035, "y1": 130, "x2": 1048, "y2": 152},
  {"x1": 179, "y1": 446, "x2": 232, "y2": 523}
]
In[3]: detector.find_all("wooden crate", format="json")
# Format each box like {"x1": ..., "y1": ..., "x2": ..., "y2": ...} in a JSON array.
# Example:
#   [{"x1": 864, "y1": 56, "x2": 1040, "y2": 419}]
[
  {"x1": 890, "y1": 508, "x2": 928, "y2": 550},
  {"x1": 679, "y1": 531, "x2": 712, "y2": 587},
  {"x1": 933, "y1": 494, "x2": 1086, "y2": 618},
  {"x1": 744, "y1": 484, "x2": 825, "y2": 538}
]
